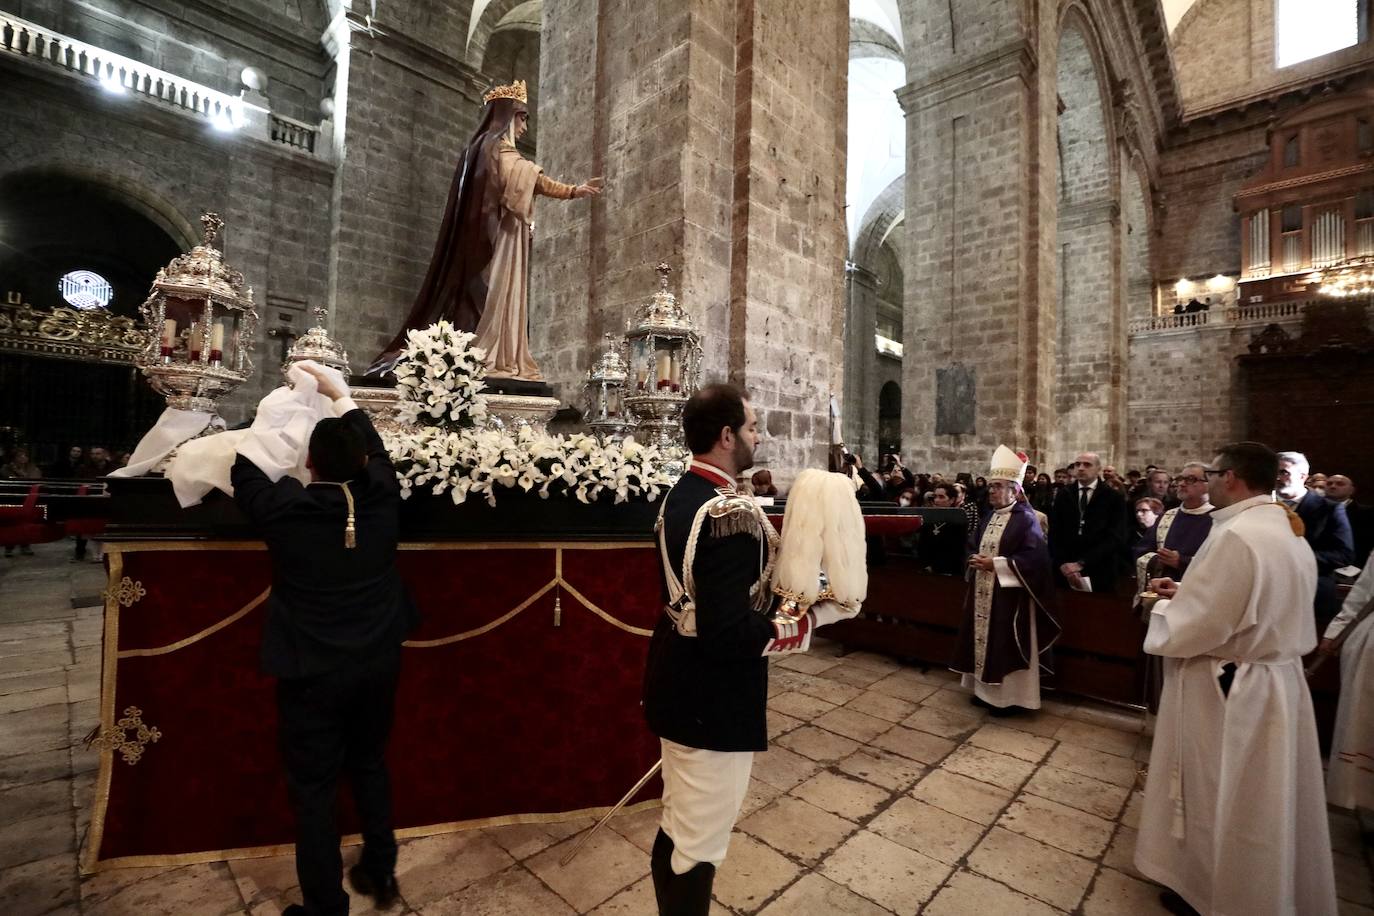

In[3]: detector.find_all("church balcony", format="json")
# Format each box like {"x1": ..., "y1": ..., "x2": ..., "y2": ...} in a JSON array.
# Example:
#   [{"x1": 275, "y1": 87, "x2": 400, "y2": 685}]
[
  {"x1": 0, "y1": 11, "x2": 331, "y2": 162},
  {"x1": 1128, "y1": 298, "x2": 1311, "y2": 337}
]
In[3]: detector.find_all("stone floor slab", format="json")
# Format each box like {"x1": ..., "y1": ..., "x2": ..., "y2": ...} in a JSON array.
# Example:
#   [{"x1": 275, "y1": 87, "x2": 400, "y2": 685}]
[
  {"x1": 0, "y1": 812, "x2": 74, "y2": 869},
  {"x1": 901, "y1": 704, "x2": 983, "y2": 739},
  {"x1": 820, "y1": 828, "x2": 952, "y2": 913},
  {"x1": 998, "y1": 793, "x2": 1116, "y2": 859},
  {"x1": 910, "y1": 768, "x2": 1016, "y2": 826},
  {"x1": 755, "y1": 872, "x2": 889, "y2": 915},
  {"x1": 834, "y1": 748, "x2": 927, "y2": 793},
  {"x1": 1047, "y1": 742, "x2": 1142, "y2": 789},
  {"x1": 1055, "y1": 719, "x2": 1140, "y2": 757},
  {"x1": 0, "y1": 851, "x2": 79, "y2": 915},
  {"x1": 774, "y1": 724, "x2": 861, "y2": 763},
  {"x1": 773, "y1": 653, "x2": 842, "y2": 676},
  {"x1": 940, "y1": 744, "x2": 1037, "y2": 791},
  {"x1": 765, "y1": 691, "x2": 837, "y2": 722},
  {"x1": 966, "y1": 723, "x2": 1055, "y2": 763},
  {"x1": 737, "y1": 796, "x2": 856, "y2": 867},
  {"x1": 924, "y1": 867, "x2": 1065, "y2": 916},
  {"x1": 866, "y1": 672, "x2": 940, "y2": 704},
  {"x1": 870, "y1": 724, "x2": 958, "y2": 765},
  {"x1": 1082, "y1": 866, "x2": 1171, "y2": 915},
  {"x1": 868, "y1": 796, "x2": 984, "y2": 866},
  {"x1": 394, "y1": 830, "x2": 516, "y2": 909},
  {"x1": 750, "y1": 747, "x2": 822, "y2": 793},
  {"x1": 417, "y1": 864, "x2": 575, "y2": 915},
  {"x1": 966, "y1": 826, "x2": 1096, "y2": 911},
  {"x1": 526, "y1": 828, "x2": 647, "y2": 912},
  {"x1": 1023, "y1": 764, "x2": 1132, "y2": 821},
  {"x1": 713, "y1": 832, "x2": 803, "y2": 913},
  {"x1": 810, "y1": 706, "x2": 892, "y2": 744},
  {"x1": 843, "y1": 690, "x2": 917, "y2": 724},
  {"x1": 791, "y1": 770, "x2": 890, "y2": 822}
]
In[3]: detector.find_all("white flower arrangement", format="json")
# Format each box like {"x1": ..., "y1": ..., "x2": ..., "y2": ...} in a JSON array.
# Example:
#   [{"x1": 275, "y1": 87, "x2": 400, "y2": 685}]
[
  {"x1": 392, "y1": 320, "x2": 489, "y2": 430},
  {"x1": 385, "y1": 322, "x2": 681, "y2": 506}
]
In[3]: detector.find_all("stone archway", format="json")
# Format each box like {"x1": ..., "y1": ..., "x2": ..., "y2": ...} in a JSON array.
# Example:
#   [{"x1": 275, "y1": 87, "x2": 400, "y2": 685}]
[
  {"x1": 1053, "y1": 10, "x2": 1122, "y2": 463},
  {"x1": 0, "y1": 167, "x2": 190, "y2": 316}
]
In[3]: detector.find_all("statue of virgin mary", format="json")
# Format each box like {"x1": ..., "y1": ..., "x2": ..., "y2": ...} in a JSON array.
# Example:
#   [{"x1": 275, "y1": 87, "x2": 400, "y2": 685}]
[{"x1": 371, "y1": 80, "x2": 602, "y2": 379}]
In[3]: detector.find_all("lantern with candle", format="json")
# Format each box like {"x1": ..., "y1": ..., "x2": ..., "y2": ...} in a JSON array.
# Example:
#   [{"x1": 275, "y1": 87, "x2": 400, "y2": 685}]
[
  {"x1": 282, "y1": 304, "x2": 351, "y2": 379},
  {"x1": 584, "y1": 333, "x2": 632, "y2": 441},
  {"x1": 136, "y1": 213, "x2": 258, "y2": 414},
  {"x1": 623, "y1": 262, "x2": 701, "y2": 476}
]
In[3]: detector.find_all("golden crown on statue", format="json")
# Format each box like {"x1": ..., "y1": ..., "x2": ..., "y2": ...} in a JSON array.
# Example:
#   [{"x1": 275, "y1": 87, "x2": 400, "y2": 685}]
[{"x1": 483, "y1": 80, "x2": 527, "y2": 105}]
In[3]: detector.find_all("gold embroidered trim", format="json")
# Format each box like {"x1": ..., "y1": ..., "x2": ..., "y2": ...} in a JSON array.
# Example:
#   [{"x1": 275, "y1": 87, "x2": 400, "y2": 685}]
[
  {"x1": 90, "y1": 706, "x2": 161, "y2": 765},
  {"x1": 118, "y1": 588, "x2": 270, "y2": 658},
  {"x1": 102, "y1": 577, "x2": 146, "y2": 608}
]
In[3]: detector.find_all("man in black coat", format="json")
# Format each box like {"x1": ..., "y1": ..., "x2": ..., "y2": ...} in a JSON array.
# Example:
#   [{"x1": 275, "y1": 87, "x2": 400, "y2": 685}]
[
  {"x1": 1277, "y1": 452, "x2": 1355, "y2": 628},
  {"x1": 1049, "y1": 451, "x2": 1129, "y2": 593},
  {"x1": 643, "y1": 383, "x2": 849, "y2": 915},
  {"x1": 232, "y1": 365, "x2": 418, "y2": 916},
  {"x1": 1326, "y1": 475, "x2": 1372, "y2": 567}
]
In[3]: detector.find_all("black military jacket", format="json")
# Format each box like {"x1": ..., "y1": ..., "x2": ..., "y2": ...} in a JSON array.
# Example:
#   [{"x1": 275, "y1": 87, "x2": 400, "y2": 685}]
[{"x1": 643, "y1": 468, "x2": 779, "y2": 752}]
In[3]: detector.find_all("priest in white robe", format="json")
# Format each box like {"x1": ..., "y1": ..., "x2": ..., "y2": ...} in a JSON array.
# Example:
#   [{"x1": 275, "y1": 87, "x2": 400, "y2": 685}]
[
  {"x1": 1136, "y1": 441, "x2": 1337, "y2": 916},
  {"x1": 1320, "y1": 549, "x2": 1374, "y2": 815}
]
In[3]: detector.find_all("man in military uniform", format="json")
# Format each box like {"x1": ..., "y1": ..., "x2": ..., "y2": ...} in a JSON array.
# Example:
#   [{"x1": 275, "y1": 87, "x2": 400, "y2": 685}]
[{"x1": 643, "y1": 383, "x2": 853, "y2": 915}]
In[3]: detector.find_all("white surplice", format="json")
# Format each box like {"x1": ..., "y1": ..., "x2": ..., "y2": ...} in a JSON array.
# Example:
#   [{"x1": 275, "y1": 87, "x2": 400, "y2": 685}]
[
  {"x1": 1135, "y1": 494, "x2": 1337, "y2": 916},
  {"x1": 1324, "y1": 551, "x2": 1374, "y2": 811}
]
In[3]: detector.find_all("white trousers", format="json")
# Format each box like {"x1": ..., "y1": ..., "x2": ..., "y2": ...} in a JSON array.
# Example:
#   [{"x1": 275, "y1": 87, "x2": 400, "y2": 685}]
[{"x1": 659, "y1": 738, "x2": 754, "y2": 875}]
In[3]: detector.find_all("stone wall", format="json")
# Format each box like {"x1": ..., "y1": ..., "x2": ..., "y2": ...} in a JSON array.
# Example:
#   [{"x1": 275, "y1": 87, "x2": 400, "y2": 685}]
[
  {"x1": 1171, "y1": 0, "x2": 1374, "y2": 116},
  {"x1": 0, "y1": 57, "x2": 334, "y2": 417},
  {"x1": 534, "y1": 0, "x2": 848, "y2": 478}
]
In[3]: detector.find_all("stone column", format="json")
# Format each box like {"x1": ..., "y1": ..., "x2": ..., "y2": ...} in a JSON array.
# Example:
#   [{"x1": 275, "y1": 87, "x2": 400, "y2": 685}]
[
  {"x1": 533, "y1": 0, "x2": 848, "y2": 474},
  {"x1": 843, "y1": 263, "x2": 880, "y2": 455},
  {"x1": 896, "y1": 0, "x2": 1061, "y2": 471}
]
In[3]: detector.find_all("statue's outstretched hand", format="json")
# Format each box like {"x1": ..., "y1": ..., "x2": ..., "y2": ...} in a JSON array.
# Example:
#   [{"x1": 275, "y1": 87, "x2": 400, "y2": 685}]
[{"x1": 575, "y1": 177, "x2": 605, "y2": 198}]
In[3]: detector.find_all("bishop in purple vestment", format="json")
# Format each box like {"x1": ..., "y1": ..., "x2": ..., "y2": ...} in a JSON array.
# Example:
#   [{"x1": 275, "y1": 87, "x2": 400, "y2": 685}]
[{"x1": 951, "y1": 446, "x2": 1059, "y2": 713}]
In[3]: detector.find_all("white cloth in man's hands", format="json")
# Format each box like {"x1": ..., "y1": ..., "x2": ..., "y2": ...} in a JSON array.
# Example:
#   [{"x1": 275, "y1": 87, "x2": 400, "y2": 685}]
[
  {"x1": 108, "y1": 408, "x2": 219, "y2": 479},
  {"x1": 156, "y1": 360, "x2": 349, "y2": 508},
  {"x1": 809, "y1": 599, "x2": 860, "y2": 629}
]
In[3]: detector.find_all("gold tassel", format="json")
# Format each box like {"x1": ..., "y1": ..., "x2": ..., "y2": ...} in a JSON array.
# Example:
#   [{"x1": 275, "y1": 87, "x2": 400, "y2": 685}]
[
  {"x1": 1281, "y1": 502, "x2": 1305, "y2": 538},
  {"x1": 341, "y1": 482, "x2": 357, "y2": 549}
]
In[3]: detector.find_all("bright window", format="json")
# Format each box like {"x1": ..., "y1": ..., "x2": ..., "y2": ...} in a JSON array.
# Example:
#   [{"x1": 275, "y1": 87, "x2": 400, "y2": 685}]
[{"x1": 1275, "y1": 0, "x2": 1359, "y2": 68}]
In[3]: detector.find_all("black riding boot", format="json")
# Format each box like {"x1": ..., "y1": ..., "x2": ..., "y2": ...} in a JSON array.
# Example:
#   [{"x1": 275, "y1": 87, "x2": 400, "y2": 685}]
[
  {"x1": 662, "y1": 860, "x2": 716, "y2": 916},
  {"x1": 650, "y1": 829, "x2": 674, "y2": 913}
]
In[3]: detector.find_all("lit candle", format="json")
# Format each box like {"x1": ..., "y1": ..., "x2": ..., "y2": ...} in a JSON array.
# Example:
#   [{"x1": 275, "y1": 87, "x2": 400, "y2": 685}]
[
  {"x1": 669, "y1": 353, "x2": 681, "y2": 391},
  {"x1": 608, "y1": 389, "x2": 621, "y2": 416},
  {"x1": 636, "y1": 365, "x2": 648, "y2": 391},
  {"x1": 210, "y1": 321, "x2": 225, "y2": 363},
  {"x1": 190, "y1": 327, "x2": 202, "y2": 361},
  {"x1": 161, "y1": 318, "x2": 176, "y2": 356},
  {"x1": 656, "y1": 351, "x2": 671, "y2": 388}
]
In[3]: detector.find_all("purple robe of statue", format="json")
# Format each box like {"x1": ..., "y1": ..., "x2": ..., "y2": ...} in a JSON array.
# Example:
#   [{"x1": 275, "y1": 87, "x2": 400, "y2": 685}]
[{"x1": 951, "y1": 501, "x2": 1060, "y2": 685}]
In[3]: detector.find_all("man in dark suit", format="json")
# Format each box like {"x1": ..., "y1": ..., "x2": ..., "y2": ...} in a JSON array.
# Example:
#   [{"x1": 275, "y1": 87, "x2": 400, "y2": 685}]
[
  {"x1": 1049, "y1": 451, "x2": 1129, "y2": 593},
  {"x1": 1326, "y1": 475, "x2": 1372, "y2": 567},
  {"x1": 1277, "y1": 452, "x2": 1354, "y2": 628},
  {"x1": 643, "y1": 384, "x2": 849, "y2": 915},
  {"x1": 232, "y1": 365, "x2": 417, "y2": 916}
]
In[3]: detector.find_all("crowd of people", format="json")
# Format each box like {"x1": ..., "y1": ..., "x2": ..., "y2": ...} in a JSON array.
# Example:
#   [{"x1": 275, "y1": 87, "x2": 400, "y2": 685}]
[{"x1": 813, "y1": 447, "x2": 1371, "y2": 621}]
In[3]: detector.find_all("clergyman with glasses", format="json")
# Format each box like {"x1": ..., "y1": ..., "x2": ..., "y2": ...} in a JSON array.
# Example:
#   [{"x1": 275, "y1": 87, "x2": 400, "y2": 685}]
[
  {"x1": 1135, "y1": 441, "x2": 1336, "y2": 916},
  {"x1": 1131, "y1": 462, "x2": 1215, "y2": 713}
]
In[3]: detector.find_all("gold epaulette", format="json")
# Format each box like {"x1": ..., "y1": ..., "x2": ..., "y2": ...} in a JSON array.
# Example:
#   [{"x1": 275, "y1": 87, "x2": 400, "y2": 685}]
[{"x1": 706, "y1": 491, "x2": 763, "y2": 539}]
